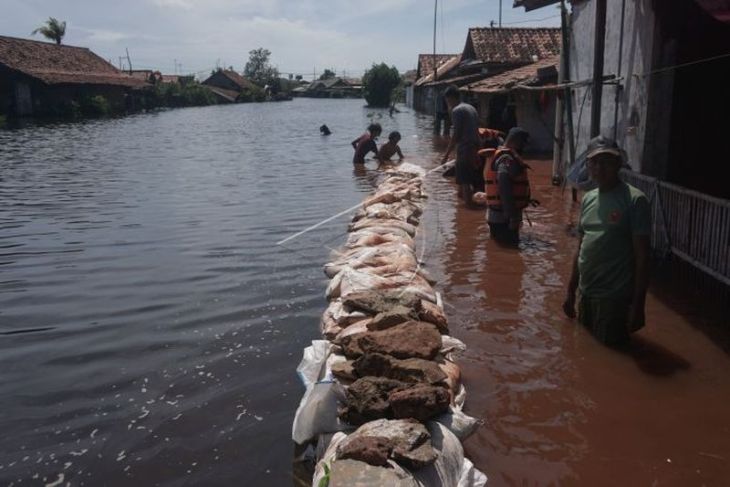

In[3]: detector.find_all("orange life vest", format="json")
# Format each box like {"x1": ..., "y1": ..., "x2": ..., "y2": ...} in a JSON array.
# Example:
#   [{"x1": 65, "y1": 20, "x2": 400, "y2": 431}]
[
  {"x1": 481, "y1": 147, "x2": 531, "y2": 210},
  {"x1": 478, "y1": 127, "x2": 504, "y2": 140}
]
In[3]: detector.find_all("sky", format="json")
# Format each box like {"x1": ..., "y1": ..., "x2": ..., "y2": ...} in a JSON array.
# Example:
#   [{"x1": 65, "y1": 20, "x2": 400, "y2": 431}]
[{"x1": 1, "y1": 0, "x2": 560, "y2": 80}]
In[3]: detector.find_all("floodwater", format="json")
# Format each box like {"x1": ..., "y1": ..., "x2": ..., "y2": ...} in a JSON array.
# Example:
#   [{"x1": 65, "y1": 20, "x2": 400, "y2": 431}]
[
  {"x1": 1, "y1": 99, "x2": 728, "y2": 487},
  {"x1": 419, "y1": 152, "x2": 730, "y2": 486},
  {"x1": 0, "y1": 99, "x2": 430, "y2": 486}
]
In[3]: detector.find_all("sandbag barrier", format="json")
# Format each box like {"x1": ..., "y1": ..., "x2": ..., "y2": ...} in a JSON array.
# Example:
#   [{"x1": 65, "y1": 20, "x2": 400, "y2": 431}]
[{"x1": 292, "y1": 163, "x2": 488, "y2": 487}]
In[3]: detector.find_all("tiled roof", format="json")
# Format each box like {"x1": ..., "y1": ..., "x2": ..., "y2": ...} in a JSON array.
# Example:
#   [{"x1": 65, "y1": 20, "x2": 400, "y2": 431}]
[
  {"x1": 465, "y1": 27, "x2": 561, "y2": 64},
  {"x1": 0, "y1": 35, "x2": 149, "y2": 88},
  {"x1": 415, "y1": 55, "x2": 462, "y2": 86},
  {"x1": 220, "y1": 70, "x2": 258, "y2": 90},
  {"x1": 417, "y1": 54, "x2": 457, "y2": 79},
  {"x1": 463, "y1": 53, "x2": 560, "y2": 93}
]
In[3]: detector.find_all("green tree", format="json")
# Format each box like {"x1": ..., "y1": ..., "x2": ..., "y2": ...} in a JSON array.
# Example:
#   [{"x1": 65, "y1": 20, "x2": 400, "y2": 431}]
[
  {"x1": 319, "y1": 69, "x2": 336, "y2": 80},
  {"x1": 362, "y1": 63, "x2": 400, "y2": 107},
  {"x1": 244, "y1": 48, "x2": 279, "y2": 87},
  {"x1": 32, "y1": 17, "x2": 66, "y2": 45}
]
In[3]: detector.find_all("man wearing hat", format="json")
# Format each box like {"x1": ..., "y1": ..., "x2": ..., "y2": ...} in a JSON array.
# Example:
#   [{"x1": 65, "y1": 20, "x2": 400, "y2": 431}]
[
  {"x1": 485, "y1": 127, "x2": 532, "y2": 245},
  {"x1": 563, "y1": 136, "x2": 651, "y2": 346}
]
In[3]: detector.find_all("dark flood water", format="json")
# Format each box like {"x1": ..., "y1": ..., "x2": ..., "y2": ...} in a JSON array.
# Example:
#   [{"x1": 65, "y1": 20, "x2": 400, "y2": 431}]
[
  {"x1": 0, "y1": 99, "x2": 438, "y2": 486},
  {"x1": 2, "y1": 98, "x2": 729, "y2": 487}
]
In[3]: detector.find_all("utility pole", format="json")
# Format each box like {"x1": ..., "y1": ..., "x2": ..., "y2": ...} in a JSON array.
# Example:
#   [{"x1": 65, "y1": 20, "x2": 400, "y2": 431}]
[
  {"x1": 125, "y1": 48, "x2": 132, "y2": 74},
  {"x1": 499, "y1": 0, "x2": 503, "y2": 28},
  {"x1": 433, "y1": 0, "x2": 439, "y2": 133},
  {"x1": 590, "y1": 0, "x2": 607, "y2": 138},
  {"x1": 174, "y1": 58, "x2": 177, "y2": 74}
]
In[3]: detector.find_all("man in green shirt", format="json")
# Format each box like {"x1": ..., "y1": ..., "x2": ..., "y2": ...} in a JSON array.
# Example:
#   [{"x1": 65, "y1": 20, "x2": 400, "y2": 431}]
[{"x1": 563, "y1": 136, "x2": 651, "y2": 345}]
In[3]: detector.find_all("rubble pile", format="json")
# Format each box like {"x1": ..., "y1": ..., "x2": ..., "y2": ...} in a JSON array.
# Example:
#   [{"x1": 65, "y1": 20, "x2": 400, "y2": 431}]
[{"x1": 292, "y1": 163, "x2": 487, "y2": 487}]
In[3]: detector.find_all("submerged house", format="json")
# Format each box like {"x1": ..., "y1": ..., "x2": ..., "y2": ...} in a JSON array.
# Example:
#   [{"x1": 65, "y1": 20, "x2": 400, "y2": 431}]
[
  {"x1": 515, "y1": 0, "x2": 730, "y2": 285},
  {"x1": 413, "y1": 28, "x2": 561, "y2": 116},
  {"x1": 0, "y1": 35, "x2": 150, "y2": 116},
  {"x1": 201, "y1": 69, "x2": 258, "y2": 103},
  {"x1": 462, "y1": 54, "x2": 560, "y2": 153},
  {"x1": 298, "y1": 77, "x2": 362, "y2": 98}
]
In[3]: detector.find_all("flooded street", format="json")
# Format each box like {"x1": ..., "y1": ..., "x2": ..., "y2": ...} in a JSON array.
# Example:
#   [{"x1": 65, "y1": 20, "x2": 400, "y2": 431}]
[
  {"x1": 420, "y1": 153, "x2": 730, "y2": 486},
  {"x1": 1, "y1": 99, "x2": 729, "y2": 486}
]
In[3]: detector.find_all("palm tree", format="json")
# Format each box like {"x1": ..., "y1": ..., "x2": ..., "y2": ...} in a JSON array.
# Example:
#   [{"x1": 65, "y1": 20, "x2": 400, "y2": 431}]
[{"x1": 32, "y1": 17, "x2": 67, "y2": 45}]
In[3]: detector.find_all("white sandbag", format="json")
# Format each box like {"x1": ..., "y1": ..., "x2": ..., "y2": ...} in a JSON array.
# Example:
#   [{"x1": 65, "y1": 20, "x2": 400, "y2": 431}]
[
  {"x1": 457, "y1": 458, "x2": 488, "y2": 487},
  {"x1": 296, "y1": 340, "x2": 331, "y2": 387},
  {"x1": 292, "y1": 380, "x2": 349, "y2": 445},
  {"x1": 441, "y1": 336, "x2": 467, "y2": 356},
  {"x1": 311, "y1": 420, "x2": 487, "y2": 487},
  {"x1": 388, "y1": 162, "x2": 427, "y2": 177},
  {"x1": 293, "y1": 341, "x2": 350, "y2": 444},
  {"x1": 433, "y1": 407, "x2": 481, "y2": 442}
]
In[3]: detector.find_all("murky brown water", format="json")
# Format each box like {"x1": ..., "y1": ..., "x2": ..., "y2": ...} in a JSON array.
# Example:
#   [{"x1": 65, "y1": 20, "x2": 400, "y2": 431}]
[
  {"x1": 419, "y1": 151, "x2": 730, "y2": 486},
  {"x1": 2, "y1": 99, "x2": 728, "y2": 486}
]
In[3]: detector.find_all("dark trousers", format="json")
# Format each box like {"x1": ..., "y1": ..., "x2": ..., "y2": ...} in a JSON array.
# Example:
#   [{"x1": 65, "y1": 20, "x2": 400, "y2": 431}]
[{"x1": 488, "y1": 222, "x2": 519, "y2": 245}]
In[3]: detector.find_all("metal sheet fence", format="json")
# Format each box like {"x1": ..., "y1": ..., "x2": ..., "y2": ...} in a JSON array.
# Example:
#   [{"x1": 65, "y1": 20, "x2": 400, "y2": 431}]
[{"x1": 621, "y1": 170, "x2": 730, "y2": 286}]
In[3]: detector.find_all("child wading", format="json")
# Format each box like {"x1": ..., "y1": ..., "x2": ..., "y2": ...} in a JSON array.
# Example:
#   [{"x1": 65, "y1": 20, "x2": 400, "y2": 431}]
[
  {"x1": 351, "y1": 123, "x2": 382, "y2": 165},
  {"x1": 378, "y1": 131, "x2": 404, "y2": 165}
]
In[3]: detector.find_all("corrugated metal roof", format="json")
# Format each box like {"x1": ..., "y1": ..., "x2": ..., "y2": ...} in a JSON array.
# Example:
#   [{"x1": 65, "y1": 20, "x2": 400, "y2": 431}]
[{"x1": 513, "y1": 0, "x2": 561, "y2": 12}]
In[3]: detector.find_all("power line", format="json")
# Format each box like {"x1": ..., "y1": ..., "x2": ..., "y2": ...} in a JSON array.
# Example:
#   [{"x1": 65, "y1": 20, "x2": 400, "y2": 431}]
[{"x1": 502, "y1": 14, "x2": 561, "y2": 25}]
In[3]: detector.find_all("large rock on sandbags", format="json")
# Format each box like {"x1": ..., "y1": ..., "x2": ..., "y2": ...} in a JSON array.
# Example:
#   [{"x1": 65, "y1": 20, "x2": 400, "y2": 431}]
[
  {"x1": 352, "y1": 353, "x2": 447, "y2": 384},
  {"x1": 389, "y1": 384, "x2": 450, "y2": 422},
  {"x1": 358, "y1": 321, "x2": 442, "y2": 360},
  {"x1": 337, "y1": 436, "x2": 393, "y2": 467},
  {"x1": 336, "y1": 419, "x2": 438, "y2": 471},
  {"x1": 340, "y1": 376, "x2": 408, "y2": 425}
]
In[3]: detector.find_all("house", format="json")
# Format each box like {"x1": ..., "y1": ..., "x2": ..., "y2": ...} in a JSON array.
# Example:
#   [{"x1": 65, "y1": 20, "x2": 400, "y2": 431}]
[
  {"x1": 462, "y1": 54, "x2": 560, "y2": 152},
  {"x1": 514, "y1": 0, "x2": 730, "y2": 285},
  {"x1": 413, "y1": 28, "x2": 561, "y2": 116},
  {"x1": 412, "y1": 54, "x2": 459, "y2": 114},
  {"x1": 130, "y1": 70, "x2": 194, "y2": 85},
  {"x1": 0, "y1": 35, "x2": 150, "y2": 116},
  {"x1": 201, "y1": 69, "x2": 258, "y2": 103},
  {"x1": 299, "y1": 77, "x2": 362, "y2": 98}
]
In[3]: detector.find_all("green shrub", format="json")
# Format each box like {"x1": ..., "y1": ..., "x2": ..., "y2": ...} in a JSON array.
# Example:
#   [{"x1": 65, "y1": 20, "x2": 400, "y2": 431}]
[
  {"x1": 80, "y1": 95, "x2": 111, "y2": 116},
  {"x1": 239, "y1": 85, "x2": 266, "y2": 103},
  {"x1": 362, "y1": 63, "x2": 400, "y2": 107}
]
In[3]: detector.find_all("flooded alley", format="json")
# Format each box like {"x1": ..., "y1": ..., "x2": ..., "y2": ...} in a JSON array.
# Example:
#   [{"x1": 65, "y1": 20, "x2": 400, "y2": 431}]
[
  {"x1": 420, "y1": 151, "x2": 730, "y2": 486},
  {"x1": 1, "y1": 99, "x2": 728, "y2": 486}
]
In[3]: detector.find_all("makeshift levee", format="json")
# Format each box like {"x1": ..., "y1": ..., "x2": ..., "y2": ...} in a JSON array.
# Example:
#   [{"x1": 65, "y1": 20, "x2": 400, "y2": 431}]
[{"x1": 292, "y1": 162, "x2": 487, "y2": 487}]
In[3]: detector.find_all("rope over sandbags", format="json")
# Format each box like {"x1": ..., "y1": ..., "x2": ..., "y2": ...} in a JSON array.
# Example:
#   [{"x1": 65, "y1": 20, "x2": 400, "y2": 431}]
[{"x1": 292, "y1": 163, "x2": 488, "y2": 487}]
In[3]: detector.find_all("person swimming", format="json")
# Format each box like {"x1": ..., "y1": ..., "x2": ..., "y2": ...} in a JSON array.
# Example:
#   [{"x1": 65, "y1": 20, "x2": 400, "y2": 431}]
[{"x1": 320, "y1": 124, "x2": 331, "y2": 136}]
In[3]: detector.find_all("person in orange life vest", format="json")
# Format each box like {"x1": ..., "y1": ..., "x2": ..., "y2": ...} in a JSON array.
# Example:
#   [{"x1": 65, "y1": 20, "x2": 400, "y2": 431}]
[
  {"x1": 485, "y1": 127, "x2": 531, "y2": 245},
  {"x1": 352, "y1": 123, "x2": 383, "y2": 165}
]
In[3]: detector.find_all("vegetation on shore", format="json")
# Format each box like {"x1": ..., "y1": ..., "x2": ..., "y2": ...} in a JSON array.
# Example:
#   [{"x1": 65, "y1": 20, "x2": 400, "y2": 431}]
[{"x1": 362, "y1": 63, "x2": 401, "y2": 108}]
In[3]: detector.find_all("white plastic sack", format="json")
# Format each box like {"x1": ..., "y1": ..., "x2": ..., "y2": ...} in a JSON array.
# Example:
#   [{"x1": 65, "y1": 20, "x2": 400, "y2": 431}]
[{"x1": 293, "y1": 341, "x2": 349, "y2": 444}]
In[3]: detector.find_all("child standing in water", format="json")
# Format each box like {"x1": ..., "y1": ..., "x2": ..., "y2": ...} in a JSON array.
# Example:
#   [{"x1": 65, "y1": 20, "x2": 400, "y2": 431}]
[
  {"x1": 352, "y1": 123, "x2": 382, "y2": 165},
  {"x1": 378, "y1": 131, "x2": 404, "y2": 164}
]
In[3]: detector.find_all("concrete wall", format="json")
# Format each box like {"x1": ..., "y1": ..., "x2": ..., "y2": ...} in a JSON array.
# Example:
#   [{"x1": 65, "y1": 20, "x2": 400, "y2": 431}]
[
  {"x1": 567, "y1": 0, "x2": 656, "y2": 172},
  {"x1": 515, "y1": 91, "x2": 556, "y2": 153}
]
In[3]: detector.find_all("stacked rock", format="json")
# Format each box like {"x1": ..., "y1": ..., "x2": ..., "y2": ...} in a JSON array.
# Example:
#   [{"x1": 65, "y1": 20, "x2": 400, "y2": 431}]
[{"x1": 293, "y1": 164, "x2": 487, "y2": 487}]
